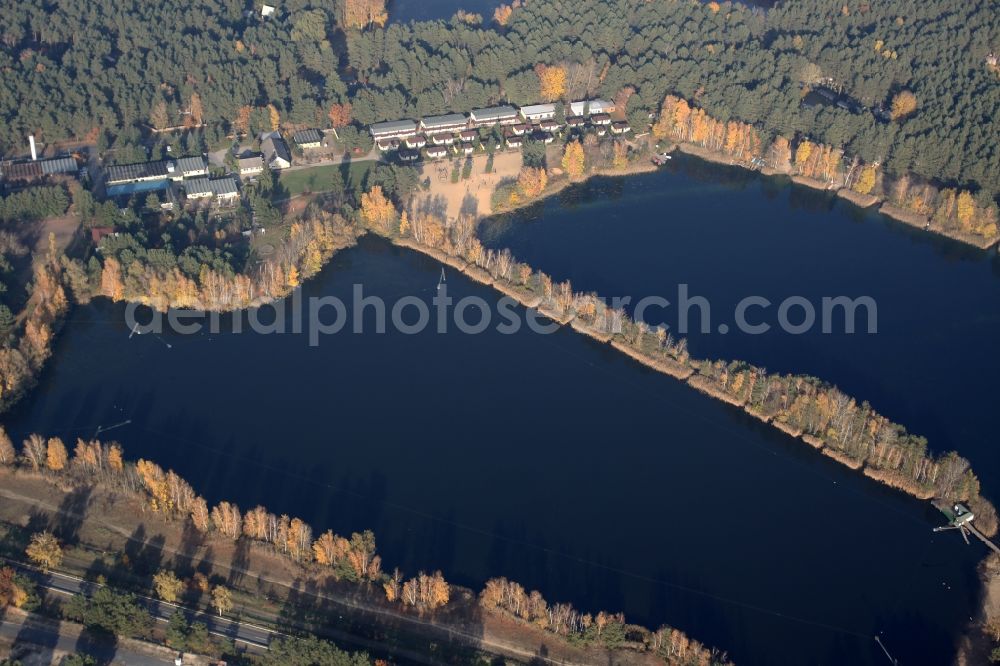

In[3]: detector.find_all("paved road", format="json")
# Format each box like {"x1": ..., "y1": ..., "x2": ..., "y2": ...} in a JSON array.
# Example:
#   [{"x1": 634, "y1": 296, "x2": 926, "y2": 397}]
[{"x1": 5, "y1": 561, "x2": 275, "y2": 651}]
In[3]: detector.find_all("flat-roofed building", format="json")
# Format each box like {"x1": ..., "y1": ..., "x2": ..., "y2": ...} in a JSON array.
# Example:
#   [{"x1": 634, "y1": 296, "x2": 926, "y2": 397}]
[
  {"x1": 293, "y1": 129, "x2": 324, "y2": 149},
  {"x1": 469, "y1": 106, "x2": 519, "y2": 127},
  {"x1": 538, "y1": 119, "x2": 560, "y2": 132},
  {"x1": 509, "y1": 123, "x2": 528, "y2": 136},
  {"x1": 520, "y1": 104, "x2": 557, "y2": 122},
  {"x1": 569, "y1": 99, "x2": 615, "y2": 117},
  {"x1": 175, "y1": 156, "x2": 208, "y2": 179},
  {"x1": 184, "y1": 176, "x2": 240, "y2": 202},
  {"x1": 590, "y1": 113, "x2": 612, "y2": 126},
  {"x1": 610, "y1": 121, "x2": 631, "y2": 135},
  {"x1": 565, "y1": 116, "x2": 585, "y2": 127},
  {"x1": 420, "y1": 113, "x2": 468, "y2": 134},
  {"x1": 459, "y1": 130, "x2": 478, "y2": 142},
  {"x1": 369, "y1": 119, "x2": 418, "y2": 141},
  {"x1": 505, "y1": 136, "x2": 523, "y2": 148},
  {"x1": 106, "y1": 160, "x2": 173, "y2": 186},
  {"x1": 376, "y1": 138, "x2": 400, "y2": 152}
]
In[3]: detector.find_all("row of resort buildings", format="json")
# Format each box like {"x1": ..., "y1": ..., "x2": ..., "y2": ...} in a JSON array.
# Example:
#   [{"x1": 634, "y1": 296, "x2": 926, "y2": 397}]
[
  {"x1": 369, "y1": 100, "x2": 630, "y2": 161},
  {"x1": 0, "y1": 128, "x2": 328, "y2": 210},
  {"x1": 99, "y1": 130, "x2": 318, "y2": 208}
]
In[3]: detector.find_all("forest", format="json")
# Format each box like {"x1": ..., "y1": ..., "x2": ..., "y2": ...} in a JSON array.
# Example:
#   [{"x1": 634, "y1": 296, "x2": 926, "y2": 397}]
[
  {"x1": 1, "y1": 0, "x2": 997, "y2": 203},
  {"x1": 0, "y1": 430, "x2": 731, "y2": 666}
]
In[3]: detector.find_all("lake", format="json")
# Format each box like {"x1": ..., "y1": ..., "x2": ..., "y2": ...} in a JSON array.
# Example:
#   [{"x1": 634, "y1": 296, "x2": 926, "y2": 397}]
[
  {"x1": 4, "y1": 231, "x2": 985, "y2": 666},
  {"x1": 388, "y1": 0, "x2": 501, "y2": 24},
  {"x1": 481, "y1": 154, "x2": 1000, "y2": 497},
  {"x1": 387, "y1": 0, "x2": 777, "y2": 24}
]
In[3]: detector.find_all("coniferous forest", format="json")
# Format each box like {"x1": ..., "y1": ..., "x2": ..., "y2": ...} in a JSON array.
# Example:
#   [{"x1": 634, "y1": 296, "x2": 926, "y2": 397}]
[{"x1": 0, "y1": 0, "x2": 997, "y2": 201}]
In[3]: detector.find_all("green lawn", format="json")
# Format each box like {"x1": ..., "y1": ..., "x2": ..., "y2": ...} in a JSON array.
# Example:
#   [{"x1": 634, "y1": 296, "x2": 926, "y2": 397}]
[{"x1": 278, "y1": 161, "x2": 374, "y2": 197}]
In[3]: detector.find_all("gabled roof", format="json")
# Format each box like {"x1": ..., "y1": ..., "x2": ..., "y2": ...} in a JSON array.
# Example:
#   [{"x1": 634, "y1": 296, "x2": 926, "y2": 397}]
[
  {"x1": 175, "y1": 156, "x2": 207, "y2": 174},
  {"x1": 185, "y1": 177, "x2": 239, "y2": 197},
  {"x1": 238, "y1": 155, "x2": 264, "y2": 169},
  {"x1": 421, "y1": 113, "x2": 468, "y2": 129},
  {"x1": 293, "y1": 129, "x2": 323, "y2": 145},
  {"x1": 261, "y1": 136, "x2": 292, "y2": 165},
  {"x1": 106, "y1": 160, "x2": 171, "y2": 183},
  {"x1": 370, "y1": 119, "x2": 418, "y2": 136},
  {"x1": 470, "y1": 105, "x2": 518, "y2": 120},
  {"x1": 41, "y1": 156, "x2": 78, "y2": 175}
]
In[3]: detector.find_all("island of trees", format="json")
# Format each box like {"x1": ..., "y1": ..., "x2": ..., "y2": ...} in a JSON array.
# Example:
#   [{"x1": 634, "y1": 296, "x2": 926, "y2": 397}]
[{"x1": 356, "y1": 178, "x2": 999, "y2": 539}]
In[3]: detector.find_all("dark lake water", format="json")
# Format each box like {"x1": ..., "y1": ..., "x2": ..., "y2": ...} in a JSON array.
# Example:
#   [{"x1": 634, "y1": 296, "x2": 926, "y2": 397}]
[
  {"x1": 388, "y1": 0, "x2": 501, "y2": 24},
  {"x1": 3, "y1": 229, "x2": 987, "y2": 665},
  {"x1": 481, "y1": 154, "x2": 1000, "y2": 499},
  {"x1": 388, "y1": 0, "x2": 776, "y2": 24}
]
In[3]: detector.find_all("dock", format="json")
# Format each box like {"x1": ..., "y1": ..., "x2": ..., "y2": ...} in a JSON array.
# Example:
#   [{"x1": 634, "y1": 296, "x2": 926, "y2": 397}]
[{"x1": 934, "y1": 501, "x2": 1000, "y2": 554}]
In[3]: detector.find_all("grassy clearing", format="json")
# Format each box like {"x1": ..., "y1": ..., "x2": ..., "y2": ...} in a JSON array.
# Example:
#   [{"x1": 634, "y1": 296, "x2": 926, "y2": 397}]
[{"x1": 278, "y1": 161, "x2": 374, "y2": 197}]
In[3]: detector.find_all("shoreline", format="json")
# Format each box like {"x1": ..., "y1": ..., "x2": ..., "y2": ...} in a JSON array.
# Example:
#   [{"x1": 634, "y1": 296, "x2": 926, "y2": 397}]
[
  {"x1": 0, "y1": 469, "x2": 677, "y2": 666},
  {"x1": 387, "y1": 234, "x2": 1000, "y2": 534},
  {"x1": 668, "y1": 143, "x2": 998, "y2": 250}
]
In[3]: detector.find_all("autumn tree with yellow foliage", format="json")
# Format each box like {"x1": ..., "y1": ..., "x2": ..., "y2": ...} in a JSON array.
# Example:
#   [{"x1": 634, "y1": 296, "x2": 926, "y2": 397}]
[
  {"x1": 400, "y1": 571, "x2": 450, "y2": 611},
  {"x1": 341, "y1": 0, "x2": 388, "y2": 29},
  {"x1": 561, "y1": 140, "x2": 585, "y2": 179},
  {"x1": 890, "y1": 90, "x2": 917, "y2": 120},
  {"x1": 46, "y1": 437, "x2": 68, "y2": 472},
  {"x1": 535, "y1": 64, "x2": 567, "y2": 102},
  {"x1": 360, "y1": 186, "x2": 398, "y2": 234},
  {"x1": 517, "y1": 166, "x2": 548, "y2": 199},
  {"x1": 853, "y1": 165, "x2": 878, "y2": 195},
  {"x1": 26, "y1": 531, "x2": 62, "y2": 571},
  {"x1": 493, "y1": 3, "x2": 514, "y2": 25},
  {"x1": 153, "y1": 570, "x2": 183, "y2": 603}
]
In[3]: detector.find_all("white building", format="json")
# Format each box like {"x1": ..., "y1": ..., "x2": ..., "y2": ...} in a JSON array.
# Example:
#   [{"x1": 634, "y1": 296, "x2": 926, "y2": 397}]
[
  {"x1": 261, "y1": 135, "x2": 292, "y2": 169},
  {"x1": 174, "y1": 156, "x2": 208, "y2": 180},
  {"x1": 238, "y1": 155, "x2": 265, "y2": 176},
  {"x1": 420, "y1": 113, "x2": 468, "y2": 134},
  {"x1": 469, "y1": 106, "x2": 519, "y2": 127},
  {"x1": 369, "y1": 119, "x2": 418, "y2": 141},
  {"x1": 184, "y1": 176, "x2": 240, "y2": 203},
  {"x1": 519, "y1": 103, "x2": 557, "y2": 122},
  {"x1": 569, "y1": 99, "x2": 615, "y2": 117}
]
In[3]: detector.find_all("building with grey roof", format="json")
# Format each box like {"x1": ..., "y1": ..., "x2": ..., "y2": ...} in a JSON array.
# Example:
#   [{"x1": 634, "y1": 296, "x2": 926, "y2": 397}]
[
  {"x1": 261, "y1": 135, "x2": 292, "y2": 169},
  {"x1": 419, "y1": 113, "x2": 468, "y2": 133},
  {"x1": 184, "y1": 176, "x2": 240, "y2": 202},
  {"x1": 469, "y1": 106, "x2": 519, "y2": 126},
  {"x1": 238, "y1": 155, "x2": 265, "y2": 176},
  {"x1": 293, "y1": 129, "x2": 324, "y2": 148},
  {"x1": 369, "y1": 119, "x2": 418, "y2": 140},
  {"x1": 40, "y1": 157, "x2": 79, "y2": 175},
  {"x1": 174, "y1": 156, "x2": 208, "y2": 179},
  {"x1": 106, "y1": 160, "x2": 172, "y2": 185}
]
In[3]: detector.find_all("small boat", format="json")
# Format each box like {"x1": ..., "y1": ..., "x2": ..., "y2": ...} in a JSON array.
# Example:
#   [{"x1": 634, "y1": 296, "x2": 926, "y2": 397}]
[
  {"x1": 437, "y1": 267, "x2": 446, "y2": 290},
  {"x1": 652, "y1": 153, "x2": 673, "y2": 166}
]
